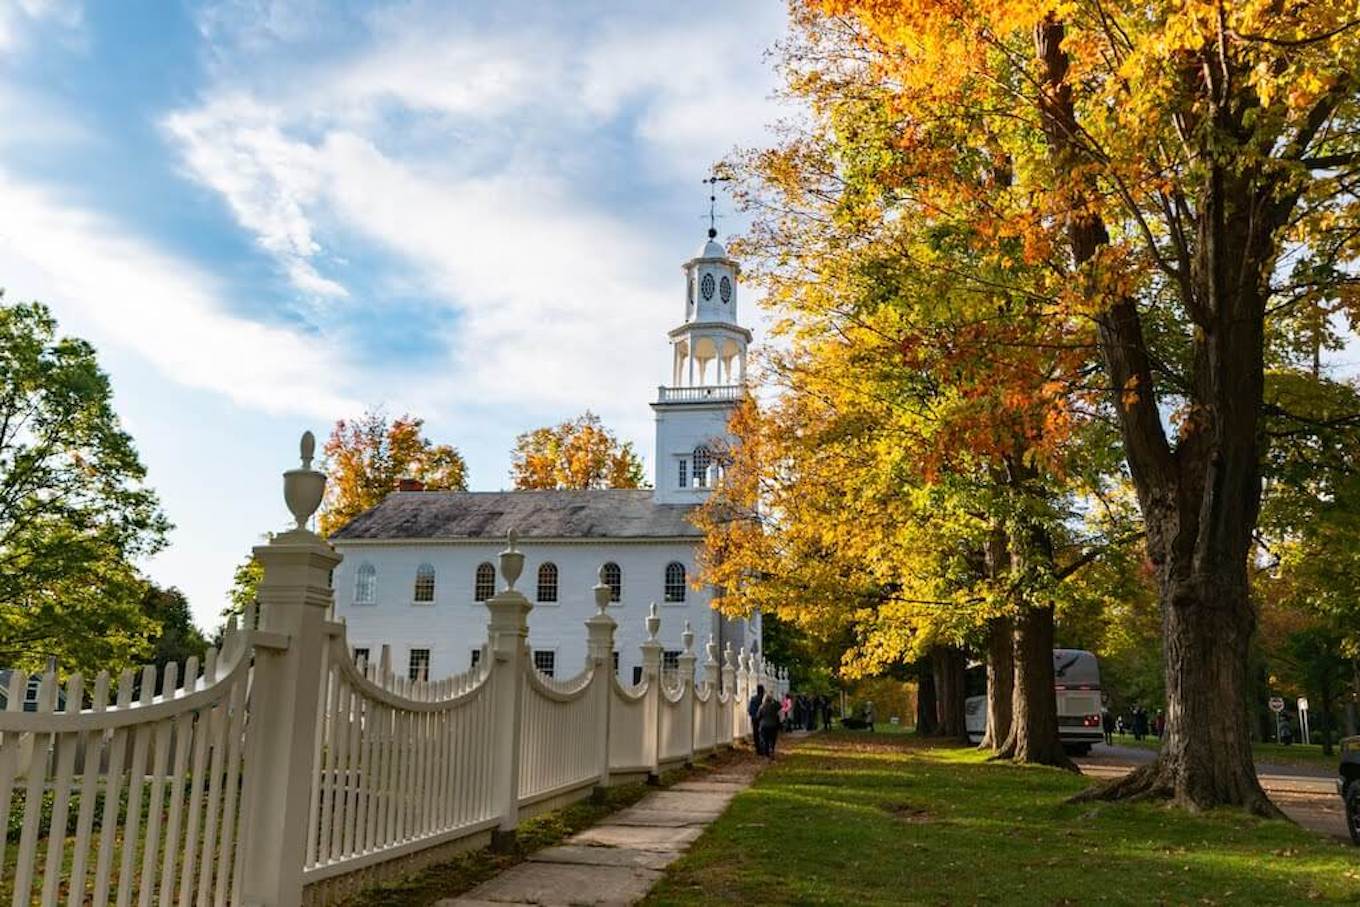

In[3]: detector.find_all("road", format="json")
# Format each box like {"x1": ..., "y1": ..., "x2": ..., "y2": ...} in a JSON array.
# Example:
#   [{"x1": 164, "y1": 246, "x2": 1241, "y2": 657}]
[{"x1": 1076, "y1": 743, "x2": 1348, "y2": 842}]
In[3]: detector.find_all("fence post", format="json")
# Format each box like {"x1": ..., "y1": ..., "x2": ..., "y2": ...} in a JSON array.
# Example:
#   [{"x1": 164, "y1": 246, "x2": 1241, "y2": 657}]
[
  {"x1": 640, "y1": 603, "x2": 662, "y2": 782},
  {"x1": 703, "y1": 636, "x2": 719, "y2": 753},
  {"x1": 585, "y1": 567, "x2": 617, "y2": 797},
  {"x1": 677, "y1": 622, "x2": 696, "y2": 767},
  {"x1": 737, "y1": 648, "x2": 750, "y2": 741},
  {"x1": 485, "y1": 532, "x2": 532, "y2": 849},
  {"x1": 722, "y1": 643, "x2": 737, "y2": 743},
  {"x1": 239, "y1": 432, "x2": 340, "y2": 906}
]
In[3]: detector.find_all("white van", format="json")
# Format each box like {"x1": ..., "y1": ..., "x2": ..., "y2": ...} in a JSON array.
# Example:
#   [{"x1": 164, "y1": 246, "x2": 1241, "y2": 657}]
[{"x1": 965, "y1": 649, "x2": 1104, "y2": 754}]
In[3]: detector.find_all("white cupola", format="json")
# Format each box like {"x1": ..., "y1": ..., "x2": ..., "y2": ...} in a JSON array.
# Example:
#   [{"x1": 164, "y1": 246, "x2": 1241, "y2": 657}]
[
  {"x1": 652, "y1": 229, "x2": 752, "y2": 504},
  {"x1": 672, "y1": 229, "x2": 750, "y2": 387}
]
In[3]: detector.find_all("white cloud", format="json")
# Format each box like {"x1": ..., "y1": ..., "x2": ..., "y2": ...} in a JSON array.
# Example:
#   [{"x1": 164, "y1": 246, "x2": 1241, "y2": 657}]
[
  {"x1": 578, "y1": 20, "x2": 784, "y2": 171},
  {"x1": 164, "y1": 95, "x2": 349, "y2": 300},
  {"x1": 0, "y1": 170, "x2": 362, "y2": 418},
  {"x1": 0, "y1": 0, "x2": 81, "y2": 52},
  {"x1": 162, "y1": 1, "x2": 786, "y2": 420}
]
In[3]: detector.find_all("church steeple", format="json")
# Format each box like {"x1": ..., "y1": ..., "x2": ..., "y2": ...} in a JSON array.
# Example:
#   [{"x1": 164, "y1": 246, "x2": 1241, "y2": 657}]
[
  {"x1": 652, "y1": 229, "x2": 752, "y2": 504},
  {"x1": 672, "y1": 234, "x2": 750, "y2": 386}
]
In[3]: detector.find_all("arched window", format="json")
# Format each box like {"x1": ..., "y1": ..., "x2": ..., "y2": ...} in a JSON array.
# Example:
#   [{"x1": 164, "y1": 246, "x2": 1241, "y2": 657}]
[
  {"x1": 664, "y1": 562, "x2": 687, "y2": 603},
  {"x1": 602, "y1": 562, "x2": 622, "y2": 602},
  {"x1": 354, "y1": 563, "x2": 377, "y2": 605},
  {"x1": 537, "y1": 562, "x2": 558, "y2": 603},
  {"x1": 474, "y1": 562, "x2": 496, "y2": 602},
  {"x1": 692, "y1": 446, "x2": 712, "y2": 488},
  {"x1": 413, "y1": 564, "x2": 436, "y2": 603}
]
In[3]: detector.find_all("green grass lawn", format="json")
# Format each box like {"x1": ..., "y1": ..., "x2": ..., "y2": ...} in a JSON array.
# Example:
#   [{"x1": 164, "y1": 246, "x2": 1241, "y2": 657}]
[
  {"x1": 1113, "y1": 735, "x2": 1340, "y2": 769},
  {"x1": 644, "y1": 731, "x2": 1360, "y2": 906}
]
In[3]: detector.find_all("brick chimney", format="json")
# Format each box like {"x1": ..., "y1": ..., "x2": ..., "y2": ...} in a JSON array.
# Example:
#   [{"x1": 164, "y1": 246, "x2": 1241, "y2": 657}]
[{"x1": 397, "y1": 477, "x2": 425, "y2": 492}]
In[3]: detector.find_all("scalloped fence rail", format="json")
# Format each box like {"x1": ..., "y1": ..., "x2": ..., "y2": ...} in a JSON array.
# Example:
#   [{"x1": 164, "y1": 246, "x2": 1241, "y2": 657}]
[{"x1": 0, "y1": 441, "x2": 787, "y2": 906}]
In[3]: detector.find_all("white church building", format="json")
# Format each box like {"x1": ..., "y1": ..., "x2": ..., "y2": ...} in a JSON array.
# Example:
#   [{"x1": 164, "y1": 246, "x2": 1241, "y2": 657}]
[{"x1": 330, "y1": 229, "x2": 760, "y2": 684}]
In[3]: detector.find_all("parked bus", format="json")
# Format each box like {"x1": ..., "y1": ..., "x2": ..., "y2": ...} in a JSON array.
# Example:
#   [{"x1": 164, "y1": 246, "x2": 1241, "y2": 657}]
[{"x1": 965, "y1": 649, "x2": 1103, "y2": 754}]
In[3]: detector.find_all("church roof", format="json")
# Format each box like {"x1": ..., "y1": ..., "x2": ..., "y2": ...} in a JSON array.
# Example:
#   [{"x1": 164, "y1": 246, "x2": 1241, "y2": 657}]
[{"x1": 329, "y1": 489, "x2": 703, "y2": 542}]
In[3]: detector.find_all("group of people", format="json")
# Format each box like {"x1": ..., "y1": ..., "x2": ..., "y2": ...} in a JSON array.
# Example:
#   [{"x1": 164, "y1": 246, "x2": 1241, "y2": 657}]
[
  {"x1": 785, "y1": 693, "x2": 833, "y2": 732},
  {"x1": 1100, "y1": 704, "x2": 1165, "y2": 744},
  {"x1": 747, "y1": 687, "x2": 837, "y2": 758}
]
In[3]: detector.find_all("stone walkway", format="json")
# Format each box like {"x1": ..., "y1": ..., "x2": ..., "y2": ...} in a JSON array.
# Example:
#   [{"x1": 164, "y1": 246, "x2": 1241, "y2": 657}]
[{"x1": 436, "y1": 760, "x2": 762, "y2": 907}]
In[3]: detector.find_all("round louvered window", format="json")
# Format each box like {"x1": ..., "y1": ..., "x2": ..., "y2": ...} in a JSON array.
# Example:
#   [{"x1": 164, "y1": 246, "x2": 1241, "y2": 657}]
[
  {"x1": 719, "y1": 275, "x2": 732, "y2": 303},
  {"x1": 701, "y1": 273, "x2": 715, "y2": 300}
]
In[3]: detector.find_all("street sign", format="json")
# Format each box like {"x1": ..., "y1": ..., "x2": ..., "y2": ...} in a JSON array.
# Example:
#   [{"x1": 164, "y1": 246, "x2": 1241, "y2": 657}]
[
  {"x1": 1268, "y1": 696, "x2": 1285, "y2": 713},
  {"x1": 1297, "y1": 697, "x2": 1309, "y2": 712}
]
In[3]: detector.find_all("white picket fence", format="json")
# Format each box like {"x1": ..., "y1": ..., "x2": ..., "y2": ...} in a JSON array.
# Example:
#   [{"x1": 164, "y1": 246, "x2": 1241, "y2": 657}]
[{"x1": 0, "y1": 435, "x2": 786, "y2": 906}]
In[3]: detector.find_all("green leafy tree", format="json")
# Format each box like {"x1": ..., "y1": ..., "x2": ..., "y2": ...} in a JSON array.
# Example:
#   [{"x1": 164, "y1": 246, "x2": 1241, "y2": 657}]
[
  {"x1": 223, "y1": 552, "x2": 264, "y2": 620},
  {"x1": 141, "y1": 584, "x2": 208, "y2": 693},
  {"x1": 0, "y1": 298, "x2": 169, "y2": 675}
]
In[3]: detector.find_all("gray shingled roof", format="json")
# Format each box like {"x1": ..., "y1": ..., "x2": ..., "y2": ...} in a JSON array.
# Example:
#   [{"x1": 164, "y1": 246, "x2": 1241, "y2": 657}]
[{"x1": 330, "y1": 489, "x2": 702, "y2": 541}]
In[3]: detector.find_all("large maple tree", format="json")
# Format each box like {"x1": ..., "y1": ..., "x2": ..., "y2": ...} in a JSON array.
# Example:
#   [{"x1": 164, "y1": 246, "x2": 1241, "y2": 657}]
[{"x1": 770, "y1": 0, "x2": 1360, "y2": 812}]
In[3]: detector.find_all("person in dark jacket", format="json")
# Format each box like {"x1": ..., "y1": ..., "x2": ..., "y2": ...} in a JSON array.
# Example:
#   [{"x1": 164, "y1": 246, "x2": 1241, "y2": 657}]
[
  {"x1": 821, "y1": 696, "x2": 833, "y2": 729},
  {"x1": 757, "y1": 693, "x2": 782, "y2": 758},
  {"x1": 1101, "y1": 707, "x2": 1114, "y2": 746},
  {"x1": 748, "y1": 684, "x2": 766, "y2": 755}
]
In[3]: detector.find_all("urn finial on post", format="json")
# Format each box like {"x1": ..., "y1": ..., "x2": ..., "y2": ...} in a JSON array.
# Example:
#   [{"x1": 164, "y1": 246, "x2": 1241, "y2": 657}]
[
  {"x1": 500, "y1": 530, "x2": 524, "y2": 591},
  {"x1": 593, "y1": 564, "x2": 612, "y2": 614},
  {"x1": 646, "y1": 602, "x2": 660, "y2": 642},
  {"x1": 283, "y1": 430, "x2": 325, "y2": 533}
]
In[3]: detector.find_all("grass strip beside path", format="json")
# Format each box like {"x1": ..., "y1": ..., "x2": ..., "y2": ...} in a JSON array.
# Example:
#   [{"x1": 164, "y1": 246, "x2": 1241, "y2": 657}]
[{"x1": 644, "y1": 732, "x2": 1360, "y2": 906}]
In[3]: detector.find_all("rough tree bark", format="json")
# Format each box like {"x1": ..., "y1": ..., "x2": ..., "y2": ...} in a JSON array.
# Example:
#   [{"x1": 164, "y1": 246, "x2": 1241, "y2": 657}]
[
  {"x1": 995, "y1": 605, "x2": 1075, "y2": 770},
  {"x1": 979, "y1": 617, "x2": 1014, "y2": 752},
  {"x1": 1035, "y1": 17, "x2": 1294, "y2": 814},
  {"x1": 916, "y1": 659, "x2": 939, "y2": 736},
  {"x1": 933, "y1": 646, "x2": 969, "y2": 741}
]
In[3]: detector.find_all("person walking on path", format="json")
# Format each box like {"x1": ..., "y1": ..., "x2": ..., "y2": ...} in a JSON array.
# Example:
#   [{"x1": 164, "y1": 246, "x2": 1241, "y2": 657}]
[
  {"x1": 748, "y1": 684, "x2": 766, "y2": 755},
  {"x1": 1132, "y1": 705, "x2": 1148, "y2": 741},
  {"x1": 758, "y1": 692, "x2": 782, "y2": 758},
  {"x1": 821, "y1": 695, "x2": 833, "y2": 729},
  {"x1": 865, "y1": 700, "x2": 877, "y2": 733},
  {"x1": 1101, "y1": 707, "x2": 1114, "y2": 746}
]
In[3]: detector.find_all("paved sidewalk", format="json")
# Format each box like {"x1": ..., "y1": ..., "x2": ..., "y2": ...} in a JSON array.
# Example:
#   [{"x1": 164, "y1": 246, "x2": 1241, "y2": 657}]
[{"x1": 435, "y1": 759, "x2": 763, "y2": 907}]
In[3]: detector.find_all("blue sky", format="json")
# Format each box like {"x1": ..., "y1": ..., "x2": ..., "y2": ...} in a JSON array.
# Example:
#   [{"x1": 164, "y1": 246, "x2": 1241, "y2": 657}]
[{"x1": 0, "y1": 0, "x2": 790, "y2": 631}]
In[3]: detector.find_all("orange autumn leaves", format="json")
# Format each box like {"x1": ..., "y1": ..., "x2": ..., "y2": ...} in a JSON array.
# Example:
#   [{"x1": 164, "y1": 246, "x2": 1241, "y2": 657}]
[
  {"x1": 319, "y1": 411, "x2": 469, "y2": 537},
  {"x1": 510, "y1": 411, "x2": 645, "y2": 491}
]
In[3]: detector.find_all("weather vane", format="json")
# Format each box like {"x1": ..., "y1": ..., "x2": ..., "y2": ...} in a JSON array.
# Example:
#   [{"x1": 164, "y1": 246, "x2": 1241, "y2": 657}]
[{"x1": 702, "y1": 172, "x2": 731, "y2": 239}]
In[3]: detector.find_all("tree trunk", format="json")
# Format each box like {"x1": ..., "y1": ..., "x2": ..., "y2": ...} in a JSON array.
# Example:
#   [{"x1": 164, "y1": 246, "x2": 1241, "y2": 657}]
[
  {"x1": 915, "y1": 659, "x2": 939, "y2": 736},
  {"x1": 1034, "y1": 17, "x2": 1289, "y2": 815},
  {"x1": 1078, "y1": 576, "x2": 1275, "y2": 813},
  {"x1": 996, "y1": 604, "x2": 1074, "y2": 769},
  {"x1": 933, "y1": 646, "x2": 969, "y2": 742},
  {"x1": 979, "y1": 617, "x2": 1014, "y2": 752},
  {"x1": 1320, "y1": 674, "x2": 1335, "y2": 757}
]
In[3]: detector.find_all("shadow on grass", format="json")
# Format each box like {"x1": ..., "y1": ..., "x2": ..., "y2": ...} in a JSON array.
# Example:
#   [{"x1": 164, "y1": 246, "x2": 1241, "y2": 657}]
[{"x1": 644, "y1": 731, "x2": 1359, "y2": 907}]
